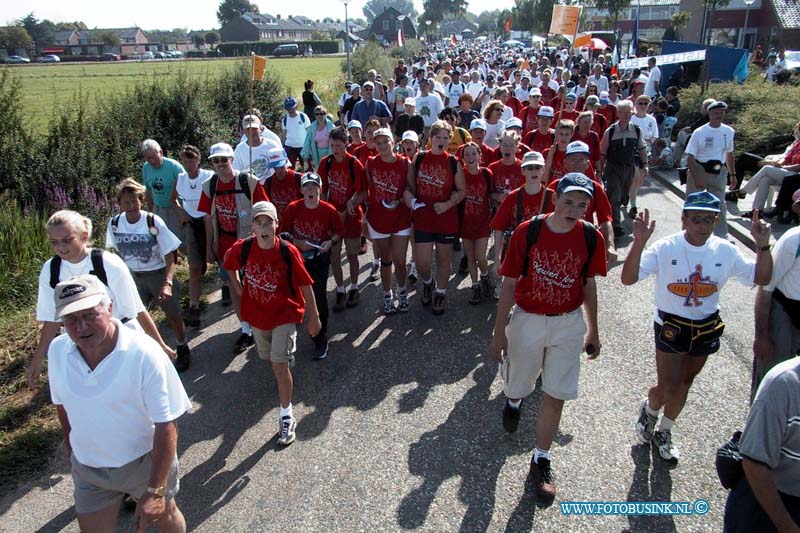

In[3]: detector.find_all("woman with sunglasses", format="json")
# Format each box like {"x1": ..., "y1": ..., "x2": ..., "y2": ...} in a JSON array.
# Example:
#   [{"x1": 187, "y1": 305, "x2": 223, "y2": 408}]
[
  {"x1": 482, "y1": 100, "x2": 506, "y2": 149},
  {"x1": 301, "y1": 105, "x2": 335, "y2": 172},
  {"x1": 621, "y1": 192, "x2": 772, "y2": 465}
]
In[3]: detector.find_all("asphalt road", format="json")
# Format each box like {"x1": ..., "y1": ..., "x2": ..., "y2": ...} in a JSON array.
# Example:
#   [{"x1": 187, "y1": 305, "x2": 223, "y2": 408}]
[{"x1": 0, "y1": 176, "x2": 763, "y2": 532}]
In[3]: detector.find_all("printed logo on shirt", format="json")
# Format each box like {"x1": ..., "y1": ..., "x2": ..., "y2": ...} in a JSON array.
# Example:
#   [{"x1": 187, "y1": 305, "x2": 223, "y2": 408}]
[
  {"x1": 215, "y1": 195, "x2": 238, "y2": 233},
  {"x1": 528, "y1": 247, "x2": 582, "y2": 306},
  {"x1": 417, "y1": 166, "x2": 448, "y2": 198},
  {"x1": 291, "y1": 218, "x2": 326, "y2": 243},
  {"x1": 666, "y1": 264, "x2": 719, "y2": 307},
  {"x1": 113, "y1": 232, "x2": 158, "y2": 264},
  {"x1": 371, "y1": 169, "x2": 401, "y2": 200},
  {"x1": 245, "y1": 263, "x2": 280, "y2": 304}
]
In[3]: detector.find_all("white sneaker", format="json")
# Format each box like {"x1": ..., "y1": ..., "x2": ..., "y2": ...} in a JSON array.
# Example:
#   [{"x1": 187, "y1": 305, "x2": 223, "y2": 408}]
[
  {"x1": 652, "y1": 429, "x2": 680, "y2": 463},
  {"x1": 278, "y1": 415, "x2": 296, "y2": 446}
]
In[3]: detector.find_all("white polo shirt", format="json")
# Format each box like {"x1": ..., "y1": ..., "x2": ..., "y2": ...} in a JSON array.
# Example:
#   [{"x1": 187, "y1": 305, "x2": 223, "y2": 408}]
[{"x1": 686, "y1": 122, "x2": 735, "y2": 163}]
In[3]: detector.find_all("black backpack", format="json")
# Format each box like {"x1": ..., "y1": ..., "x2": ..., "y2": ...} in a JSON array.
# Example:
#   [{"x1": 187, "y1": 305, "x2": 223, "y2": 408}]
[
  {"x1": 239, "y1": 236, "x2": 296, "y2": 298},
  {"x1": 49, "y1": 249, "x2": 108, "y2": 289},
  {"x1": 606, "y1": 122, "x2": 642, "y2": 166},
  {"x1": 520, "y1": 214, "x2": 597, "y2": 285}
]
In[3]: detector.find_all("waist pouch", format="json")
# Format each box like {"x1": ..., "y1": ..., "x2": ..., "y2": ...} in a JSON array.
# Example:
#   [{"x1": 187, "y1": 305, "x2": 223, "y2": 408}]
[
  {"x1": 715, "y1": 430, "x2": 743, "y2": 490},
  {"x1": 774, "y1": 289, "x2": 800, "y2": 329},
  {"x1": 699, "y1": 159, "x2": 723, "y2": 174},
  {"x1": 658, "y1": 310, "x2": 725, "y2": 353}
]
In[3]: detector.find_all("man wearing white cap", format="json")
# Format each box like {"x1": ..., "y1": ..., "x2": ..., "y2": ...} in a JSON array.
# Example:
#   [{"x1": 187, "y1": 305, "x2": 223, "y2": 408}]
[
  {"x1": 48, "y1": 274, "x2": 191, "y2": 531},
  {"x1": 234, "y1": 114, "x2": 283, "y2": 185}
]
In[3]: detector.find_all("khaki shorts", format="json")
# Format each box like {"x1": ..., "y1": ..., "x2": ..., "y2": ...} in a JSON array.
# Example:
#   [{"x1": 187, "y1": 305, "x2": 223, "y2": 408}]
[
  {"x1": 71, "y1": 452, "x2": 179, "y2": 514},
  {"x1": 501, "y1": 306, "x2": 587, "y2": 401},
  {"x1": 252, "y1": 322, "x2": 297, "y2": 364}
]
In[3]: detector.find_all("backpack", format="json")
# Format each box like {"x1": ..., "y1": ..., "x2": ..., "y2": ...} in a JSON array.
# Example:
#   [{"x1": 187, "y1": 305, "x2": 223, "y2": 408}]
[
  {"x1": 110, "y1": 212, "x2": 156, "y2": 236},
  {"x1": 49, "y1": 248, "x2": 108, "y2": 289},
  {"x1": 282, "y1": 113, "x2": 309, "y2": 130},
  {"x1": 208, "y1": 172, "x2": 252, "y2": 202},
  {"x1": 606, "y1": 122, "x2": 642, "y2": 166},
  {"x1": 520, "y1": 214, "x2": 597, "y2": 285},
  {"x1": 446, "y1": 82, "x2": 465, "y2": 98},
  {"x1": 239, "y1": 236, "x2": 296, "y2": 298}
]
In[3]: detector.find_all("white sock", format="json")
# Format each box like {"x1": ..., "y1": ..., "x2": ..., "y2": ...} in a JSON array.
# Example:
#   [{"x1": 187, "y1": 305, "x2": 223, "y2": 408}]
[
  {"x1": 658, "y1": 416, "x2": 674, "y2": 432},
  {"x1": 349, "y1": 283, "x2": 358, "y2": 291},
  {"x1": 336, "y1": 286, "x2": 345, "y2": 293},
  {"x1": 279, "y1": 403, "x2": 293, "y2": 418},
  {"x1": 241, "y1": 322, "x2": 251, "y2": 335},
  {"x1": 435, "y1": 287, "x2": 446, "y2": 295},
  {"x1": 534, "y1": 447, "x2": 551, "y2": 463},
  {"x1": 645, "y1": 400, "x2": 660, "y2": 418}
]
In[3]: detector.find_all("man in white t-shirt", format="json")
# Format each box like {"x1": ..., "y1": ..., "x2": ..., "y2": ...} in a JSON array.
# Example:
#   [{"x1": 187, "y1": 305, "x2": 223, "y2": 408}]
[
  {"x1": 589, "y1": 63, "x2": 609, "y2": 94},
  {"x1": 281, "y1": 96, "x2": 310, "y2": 169},
  {"x1": 233, "y1": 115, "x2": 282, "y2": 184},
  {"x1": 48, "y1": 274, "x2": 192, "y2": 531},
  {"x1": 465, "y1": 70, "x2": 486, "y2": 105},
  {"x1": 415, "y1": 78, "x2": 444, "y2": 139},
  {"x1": 622, "y1": 192, "x2": 772, "y2": 465},
  {"x1": 644, "y1": 57, "x2": 662, "y2": 98},
  {"x1": 445, "y1": 70, "x2": 466, "y2": 108}
]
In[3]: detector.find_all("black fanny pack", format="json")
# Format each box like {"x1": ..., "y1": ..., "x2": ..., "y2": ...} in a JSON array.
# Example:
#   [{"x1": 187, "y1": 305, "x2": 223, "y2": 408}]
[
  {"x1": 699, "y1": 160, "x2": 724, "y2": 174},
  {"x1": 774, "y1": 289, "x2": 800, "y2": 329},
  {"x1": 657, "y1": 310, "x2": 725, "y2": 353}
]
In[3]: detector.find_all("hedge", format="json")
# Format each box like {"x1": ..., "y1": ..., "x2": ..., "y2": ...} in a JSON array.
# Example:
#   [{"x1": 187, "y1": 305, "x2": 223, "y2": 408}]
[{"x1": 218, "y1": 40, "x2": 340, "y2": 57}]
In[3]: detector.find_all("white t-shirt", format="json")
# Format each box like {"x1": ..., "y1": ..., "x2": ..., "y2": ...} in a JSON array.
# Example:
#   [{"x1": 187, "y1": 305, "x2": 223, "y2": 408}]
[
  {"x1": 37, "y1": 250, "x2": 146, "y2": 323},
  {"x1": 484, "y1": 120, "x2": 506, "y2": 149},
  {"x1": 445, "y1": 82, "x2": 466, "y2": 106},
  {"x1": 765, "y1": 225, "x2": 800, "y2": 298},
  {"x1": 514, "y1": 86, "x2": 530, "y2": 102},
  {"x1": 539, "y1": 79, "x2": 560, "y2": 92},
  {"x1": 233, "y1": 138, "x2": 282, "y2": 183},
  {"x1": 589, "y1": 74, "x2": 609, "y2": 93},
  {"x1": 638, "y1": 232, "x2": 756, "y2": 322},
  {"x1": 466, "y1": 81, "x2": 485, "y2": 101},
  {"x1": 48, "y1": 320, "x2": 192, "y2": 468},
  {"x1": 238, "y1": 126, "x2": 282, "y2": 146},
  {"x1": 685, "y1": 123, "x2": 735, "y2": 163},
  {"x1": 105, "y1": 212, "x2": 182, "y2": 272},
  {"x1": 631, "y1": 114, "x2": 660, "y2": 142},
  {"x1": 282, "y1": 112, "x2": 310, "y2": 149},
  {"x1": 645, "y1": 66, "x2": 662, "y2": 98},
  {"x1": 415, "y1": 93, "x2": 444, "y2": 128},
  {"x1": 500, "y1": 105, "x2": 514, "y2": 122},
  {"x1": 176, "y1": 168, "x2": 214, "y2": 219}
]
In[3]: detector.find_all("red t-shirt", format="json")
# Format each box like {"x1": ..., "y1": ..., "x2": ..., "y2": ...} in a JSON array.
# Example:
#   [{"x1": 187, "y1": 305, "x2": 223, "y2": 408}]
[
  {"x1": 544, "y1": 146, "x2": 568, "y2": 185},
  {"x1": 590, "y1": 114, "x2": 609, "y2": 140},
  {"x1": 347, "y1": 141, "x2": 365, "y2": 155},
  {"x1": 540, "y1": 86, "x2": 558, "y2": 106},
  {"x1": 487, "y1": 159, "x2": 524, "y2": 196},
  {"x1": 222, "y1": 237, "x2": 314, "y2": 330},
  {"x1": 413, "y1": 151, "x2": 459, "y2": 233},
  {"x1": 461, "y1": 167, "x2": 493, "y2": 240},
  {"x1": 543, "y1": 178, "x2": 612, "y2": 224},
  {"x1": 281, "y1": 199, "x2": 345, "y2": 244},
  {"x1": 572, "y1": 130, "x2": 602, "y2": 164},
  {"x1": 267, "y1": 170, "x2": 301, "y2": 222},
  {"x1": 197, "y1": 176, "x2": 269, "y2": 259},
  {"x1": 523, "y1": 129, "x2": 555, "y2": 155},
  {"x1": 317, "y1": 154, "x2": 367, "y2": 238},
  {"x1": 490, "y1": 186, "x2": 546, "y2": 232},
  {"x1": 500, "y1": 214, "x2": 607, "y2": 314},
  {"x1": 552, "y1": 109, "x2": 580, "y2": 127},
  {"x1": 596, "y1": 105, "x2": 618, "y2": 127},
  {"x1": 517, "y1": 105, "x2": 541, "y2": 135},
  {"x1": 363, "y1": 155, "x2": 412, "y2": 234},
  {"x1": 351, "y1": 143, "x2": 378, "y2": 167}
]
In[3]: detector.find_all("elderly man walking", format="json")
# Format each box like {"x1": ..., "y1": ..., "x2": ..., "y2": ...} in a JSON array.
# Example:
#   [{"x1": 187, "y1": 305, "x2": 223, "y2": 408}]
[
  {"x1": 141, "y1": 139, "x2": 186, "y2": 239},
  {"x1": 48, "y1": 274, "x2": 192, "y2": 532}
]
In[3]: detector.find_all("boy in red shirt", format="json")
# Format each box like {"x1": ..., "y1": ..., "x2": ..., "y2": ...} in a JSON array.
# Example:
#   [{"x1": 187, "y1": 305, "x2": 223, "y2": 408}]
[
  {"x1": 552, "y1": 93, "x2": 580, "y2": 126},
  {"x1": 522, "y1": 107, "x2": 556, "y2": 155},
  {"x1": 281, "y1": 173, "x2": 345, "y2": 359},
  {"x1": 543, "y1": 120, "x2": 576, "y2": 185},
  {"x1": 491, "y1": 172, "x2": 606, "y2": 502},
  {"x1": 264, "y1": 147, "x2": 301, "y2": 221},
  {"x1": 223, "y1": 201, "x2": 321, "y2": 446}
]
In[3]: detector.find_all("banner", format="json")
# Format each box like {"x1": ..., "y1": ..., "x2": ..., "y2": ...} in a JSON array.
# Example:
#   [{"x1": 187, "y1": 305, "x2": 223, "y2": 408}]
[
  {"x1": 549, "y1": 5, "x2": 582, "y2": 36},
  {"x1": 398, "y1": 28, "x2": 404, "y2": 46},
  {"x1": 252, "y1": 54, "x2": 267, "y2": 81},
  {"x1": 628, "y1": 3, "x2": 640, "y2": 58},
  {"x1": 505, "y1": 17, "x2": 512, "y2": 33}
]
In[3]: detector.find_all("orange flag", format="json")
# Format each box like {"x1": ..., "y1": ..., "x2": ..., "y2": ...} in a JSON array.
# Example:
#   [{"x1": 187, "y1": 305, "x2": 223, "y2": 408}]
[
  {"x1": 252, "y1": 54, "x2": 267, "y2": 81},
  {"x1": 574, "y1": 33, "x2": 592, "y2": 48}
]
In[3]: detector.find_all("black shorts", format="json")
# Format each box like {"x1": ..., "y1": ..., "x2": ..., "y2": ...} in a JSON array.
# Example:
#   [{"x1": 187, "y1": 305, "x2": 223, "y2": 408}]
[
  {"x1": 654, "y1": 310, "x2": 725, "y2": 357},
  {"x1": 414, "y1": 230, "x2": 457, "y2": 245}
]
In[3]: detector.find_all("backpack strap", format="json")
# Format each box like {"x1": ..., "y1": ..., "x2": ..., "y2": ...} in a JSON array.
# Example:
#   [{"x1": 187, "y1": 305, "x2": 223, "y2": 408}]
[
  {"x1": 449, "y1": 154, "x2": 458, "y2": 177},
  {"x1": 515, "y1": 188, "x2": 524, "y2": 228},
  {"x1": 146, "y1": 212, "x2": 157, "y2": 235},
  {"x1": 520, "y1": 215, "x2": 596, "y2": 284},
  {"x1": 348, "y1": 154, "x2": 356, "y2": 186},
  {"x1": 208, "y1": 175, "x2": 218, "y2": 200},
  {"x1": 413, "y1": 151, "x2": 427, "y2": 173},
  {"x1": 239, "y1": 235, "x2": 254, "y2": 267},
  {"x1": 521, "y1": 215, "x2": 546, "y2": 277},
  {"x1": 111, "y1": 214, "x2": 121, "y2": 232},
  {"x1": 90, "y1": 248, "x2": 108, "y2": 286},
  {"x1": 480, "y1": 168, "x2": 492, "y2": 193},
  {"x1": 579, "y1": 220, "x2": 598, "y2": 284},
  {"x1": 238, "y1": 172, "x2": 252, "y2": 201},
  {"x1": 49, "y1": 256, "x2": 62, "y2": 289}
]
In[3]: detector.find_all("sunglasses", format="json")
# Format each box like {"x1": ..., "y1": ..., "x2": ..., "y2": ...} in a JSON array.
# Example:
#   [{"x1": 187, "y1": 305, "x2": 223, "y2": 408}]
[
  {"x1": 210, "y1": 157, "x2": 229, "y2": 164},
  {"x1": 688, "y1": 214, "x2": 717, "y2": 224},
  {"x1": 315, "y1": 112, "x2": 326, "y2": 116}
]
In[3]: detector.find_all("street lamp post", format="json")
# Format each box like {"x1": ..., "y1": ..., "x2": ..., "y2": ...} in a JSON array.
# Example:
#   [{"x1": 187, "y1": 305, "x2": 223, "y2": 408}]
[
  {"x1": 740, "y1": 0, "x2": 756, "y2": 50},
  {"x1": 339, "y1": 0, "x2": 352, "y2": 80},
  {"x1": 425, "y1": 20, "x2": 432, "y2": 42}
]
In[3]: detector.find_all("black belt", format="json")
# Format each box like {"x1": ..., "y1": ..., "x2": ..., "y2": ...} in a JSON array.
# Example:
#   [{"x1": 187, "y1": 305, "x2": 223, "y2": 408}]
[{"x1": 121, "y1": 317, "x2": 131, "y2": 324}]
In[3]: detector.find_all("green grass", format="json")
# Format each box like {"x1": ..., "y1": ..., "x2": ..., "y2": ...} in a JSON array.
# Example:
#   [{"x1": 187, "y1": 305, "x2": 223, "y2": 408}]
[{"x1": 8, "y1": 57, "x2": 344, "y2": 133}]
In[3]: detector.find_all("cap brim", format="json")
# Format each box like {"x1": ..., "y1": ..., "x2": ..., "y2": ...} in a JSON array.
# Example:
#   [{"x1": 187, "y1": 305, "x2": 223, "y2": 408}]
[
  {"x1": 521, "y1": 162, "x2": 544, "y2": 168},
  {"x1": 684, "y1": 206, "x2": 720, "y2": 213},
  {"x1": 559, "y1": 186, "x2": 593, "y2": 197},
  {"x1": 56, "y1": 294, "x2": 104, "y2": 320}
]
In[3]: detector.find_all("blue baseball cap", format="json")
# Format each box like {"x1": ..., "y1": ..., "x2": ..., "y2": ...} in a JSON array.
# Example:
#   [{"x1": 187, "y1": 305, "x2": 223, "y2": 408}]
[
  {"x1": 557, "y1": 172, "x2": 594, "y2": 197},
  {"x1": 684, "y1": 191, "x2": 721, "y2": 213},
  {"x1": 284, "y1": 96, "x2": 297, "y2": 110}
]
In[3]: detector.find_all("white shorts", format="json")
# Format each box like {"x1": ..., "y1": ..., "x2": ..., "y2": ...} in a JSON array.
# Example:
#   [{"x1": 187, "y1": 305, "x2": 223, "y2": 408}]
[
  {"x1": 501, "y1": 306, "x2": 587, "y2": 401},
  {"x1": 366, "y1": 221, "x2": 412, "y2": 240}
]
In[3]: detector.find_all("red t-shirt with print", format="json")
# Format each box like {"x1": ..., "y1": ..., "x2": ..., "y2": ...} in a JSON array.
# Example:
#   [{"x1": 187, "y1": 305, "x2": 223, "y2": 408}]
[
  {"x1": 552, "y1": 109, "x2": 580, "y2": 127},
  {"x1": 351, "y1": 144, "x2": 378, "y2": 167},
  {"x1": 518, "y1": 105, "x2": 541, "y2": 135},
  {"x1": 281, "y1": 199, "x2": 345, "y2": 244},
  {"x1": 500, "y1": 214, "x2": 607, "y2": 314},
  {"x1": 523, "y1": 129, "x2": 555, "y2": 155},
  {"x1": 317, "y1": 154, "x2": 367, "y2": 239},
  {"x1": 487, "y1": 159, "x2": 524, "y2": 196},
  {"x1": 267, "y1": 169, "x2": 301, "y2": 222},
  {"x1": 413, "y1": 151, "x2": 459, "y2": 233},
  {"x1": 461, "y1": 167, "x2": 493, "y2": 240},
  {"x1": 363, "y1": 155, "x2": 412, "y2": 234},
  {"x1": 197, "y1": 176, "x2": 269, "y2": 259},
  {"x1": 222, "y1": 237, "x2": 314, "y2": 331},
  {"x1": 490, "y1": 186, "x2": 546, "y2": 233},
  {"x1": 572, "y1": 130, "x2": 602, "y2": 164}
]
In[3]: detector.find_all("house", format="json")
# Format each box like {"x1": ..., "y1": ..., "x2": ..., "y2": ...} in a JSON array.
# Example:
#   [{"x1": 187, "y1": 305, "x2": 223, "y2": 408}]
[
  {"x1": 367, "y1": 6, "x2": 417, "y2": 45},
  {"x1": 46, "y1": 27, "x2": 149, "y2": 56},
  {"x1": 583, "y1": 0, "x2": 682, "y2": 42},
  {"x1": 219, "y1": 12, "x2": 314, "y2": 42}
]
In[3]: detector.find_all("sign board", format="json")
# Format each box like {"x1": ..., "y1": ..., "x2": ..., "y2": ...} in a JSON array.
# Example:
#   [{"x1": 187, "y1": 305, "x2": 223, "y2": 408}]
[
  {"x1": 619, "y1": 50, "x2": 706, "y2": 70},
  {"x1": 549, "y1": 5, "x2": 582, "y2": 37}
]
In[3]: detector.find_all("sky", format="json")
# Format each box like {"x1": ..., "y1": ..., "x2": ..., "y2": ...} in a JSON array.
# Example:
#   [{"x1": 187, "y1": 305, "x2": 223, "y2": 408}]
[{"x1": 7, "y1": 0, "x2": 516, "y2": 31}]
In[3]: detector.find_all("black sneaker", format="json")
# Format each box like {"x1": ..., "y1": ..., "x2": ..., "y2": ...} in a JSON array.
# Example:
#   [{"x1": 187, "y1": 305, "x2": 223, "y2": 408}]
[
  {"x1": 635, "y1": 399, "x2": 658, "y2": 444},
  {"x1": 458, "y1": 254, "x2": 469, "y2": 276},
  {"x1": 313, "y1": 341, "x2": 329, "y2": 360},
  {"x1": 628, "y1": 206, "x2": 638, "y2": 219},
  {"x1": 333, "y1": 291, "x2": 346, "y2": 312},
  {"x1": 421, "y1": 282, "x2": 433, "y2": 306},
  {"x1": 233, "y1": 333, "x2": 254, "y2": 354},
  {"x1": 346, "y1": 288, "x2": 360, "y2": 308},
  {"x1": 468, "y1": 284, "x2": 481, "y2": 305},
  {"x1": 613, "y1": 226, "x2": 626, "y2": 239},
  {"x1": 529, "y1": 457, "x2": 556, "y2": 501},
  {"x1": 186, "y1": 306, "x2": 200, "y2": 327},
  {"x1": 221, "y1": 286, "x2": 232, "y2": 306},
  {"x1": 174, "y1": 344, "x2": 191, "y2": 373},
  {"x1": 432, "y1": 292, "x2": 446, "y2": 315},
  {"x1": 480, "y1": 276, "x2": 493, "y2": 298},
  {"x1": 502, "y1": 399, "x2": 522, "y2": 433},
  {"x1": 453, "y1": 239, "x2": 462, "y2": 252}
]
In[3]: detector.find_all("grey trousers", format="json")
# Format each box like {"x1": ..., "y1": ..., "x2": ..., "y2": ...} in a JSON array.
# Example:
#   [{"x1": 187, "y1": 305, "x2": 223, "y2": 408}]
[
  {"x1": 603, "y1": 161, "x2": 635, "y2": 230},
  {"x1": 750, "y1": 296, "x2": 800, "y2": 402}
]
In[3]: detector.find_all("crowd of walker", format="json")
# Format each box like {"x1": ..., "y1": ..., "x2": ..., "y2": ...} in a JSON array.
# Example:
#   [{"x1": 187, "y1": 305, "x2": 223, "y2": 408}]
[{"x1": 24, "y1": 37, "x2": 800, "y2": 531}]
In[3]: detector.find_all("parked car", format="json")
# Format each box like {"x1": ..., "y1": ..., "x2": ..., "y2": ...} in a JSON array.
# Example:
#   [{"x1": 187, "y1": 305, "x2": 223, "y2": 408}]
[
  {"x1": 785, "y1": 50, "x2": 800, "y2": 73},
  {"x1": 5, "y1": 55, "x2": 30, "y2": 64},
  {"x1": 101, "y1": 53, "x2": 121, "y2": 61},
  {"x1": 141, "y1": 51, "x2": 155, "y2": 60},
  {"x1": 38, "y1": 55, "x2": 61, "y2": 63},
  {"x1": 272, "y1": 44, "x2": 299, "y2": 57}
]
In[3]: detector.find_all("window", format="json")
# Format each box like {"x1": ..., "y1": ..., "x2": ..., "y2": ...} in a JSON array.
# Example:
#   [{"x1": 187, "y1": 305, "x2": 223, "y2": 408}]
[{"x1": 383, "y1": 20, "x2": 390, "y2": 31}]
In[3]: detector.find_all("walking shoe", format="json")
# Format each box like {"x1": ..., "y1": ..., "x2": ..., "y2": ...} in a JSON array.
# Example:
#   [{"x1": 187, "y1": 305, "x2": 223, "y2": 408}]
[
  {"x1": 432, "y1": 292, "x2": 446, "y2": 315},
  {"x1": 174, "y1": 344, "x2": 191, "y2": 373},
  {"x1": 346, "y1": 288, "x2": 360, "y2": 308},
  {"x1": 359, "y1": 236, "x2": 368, "y2": 255},
  {"x1": 458, "y1": 254, "x2": 469, "y2": 276},
  {"x1": 529, "y1": 457, "x2": 556, "y2": 501},
  {"x1": 333, "y1": 291, "x2": 346, "y2": 312},
  {"x1": 502, "y1": 399, "x2": 522, "y2": 433},
  {"x1": 453, "y1": 239, "x2": 462, "y2": 252},
  {"x1": 628, "y1": 206, "x2": 638, "y2": 219},
  {"x1": 652, "y1": 430, "x2": 680, "y2": 463},
  {"x1": 397, "y1": 291, "x2": 410, "y2": 313},
  {"x1": 233, "y1": 333, "x2": 254, "y2": 354},
  {"x1": 383, "y1": 297, "x2": 397, "y2": 315},
  {"x1": 369, "y1": 261, "x2": 380, "y2": 281},
  {"x1": 221, "y1": 286, "x2": 231, "y2": 306},
  {"x1": 186, "y1": 306, "x2": 200, "y2": 327},
  {"x1": 469, "y1": 284, "x2": 481, "y2": 305},
  {"x1": 480, "y1": 276, "x2": 493, "y2": 298},
  {"x1": 421, "y1": 282, "x2": 433, "y2": 306},
  {"x1": 277, "y1": 415, "x2": 297, "y2": 446},
  {"x1": 635, "y1": 399, "x2": 658, "y2": 444},
  {"x1": 313, "y1": 341, "x2": 329, "y2": 360},
  {"x1": 613, "y1": 226, "x2": 626, "y2": 239},
  {"x1": 407, "y1": 263, "x2": 418, "y2": 284}
]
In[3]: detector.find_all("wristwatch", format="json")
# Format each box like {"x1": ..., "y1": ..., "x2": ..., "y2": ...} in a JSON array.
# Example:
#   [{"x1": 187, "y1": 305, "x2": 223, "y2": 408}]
[
  {"x1": 758, "y1": 244, "x2": 771, "y2": 252},
  {"x1": 146, "y1": 485, "x2": 166, "y2": 498}
]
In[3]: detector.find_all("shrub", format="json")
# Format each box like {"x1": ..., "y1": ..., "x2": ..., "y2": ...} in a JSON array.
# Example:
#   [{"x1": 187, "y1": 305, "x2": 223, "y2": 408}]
[
  {"x1": 389, "y1": 38, "x2": 423, "y2": 60},
  {"x1": 0, "y1": 198, "x2": 51, "y2": 311},
  {"x1": 344, "y1": 41, "x2": 393, "y2": 85}
]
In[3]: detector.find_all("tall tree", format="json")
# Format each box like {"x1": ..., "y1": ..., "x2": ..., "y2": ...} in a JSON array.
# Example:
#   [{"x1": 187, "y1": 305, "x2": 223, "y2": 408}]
[
  {"x1": 593, "y1": 0, "x2": 632, "y2": 35},
  {"x1": 216, "y1": 0, "x2": 259, "y2": 27},
  {"x1": 662, "y1": 11, "x2": 690, "y2": 41},
  {"x1": 0, "y1": 26, "x2": 33, "y2": 49},
  {"x1": 421, "y1": 0, "x2": 468, "y2": 25},
  {"x1": 19, "y1": 13, "x2": 54, "y2": 44},
  {"x1": 362, "y1": 0, "x2": 418, "y2": 23},
  {"x1": 205, "y1": 31, "x2": 220, "y2": 46}
]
